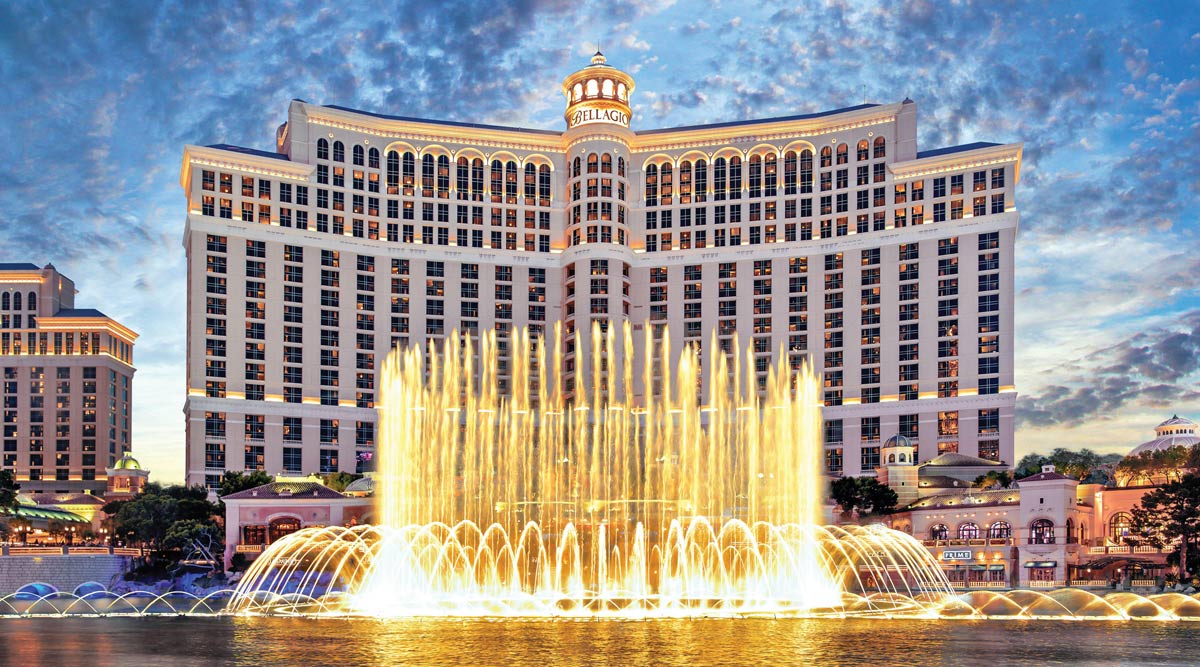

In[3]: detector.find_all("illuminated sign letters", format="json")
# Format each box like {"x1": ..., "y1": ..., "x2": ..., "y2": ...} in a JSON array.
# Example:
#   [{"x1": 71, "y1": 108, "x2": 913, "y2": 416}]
[
  {"x1": 941, "y1": 550, "x2": 973, "y2": 561},
  {"x1": 569, "y1": 106, "x2": 630, "y2": 129}
]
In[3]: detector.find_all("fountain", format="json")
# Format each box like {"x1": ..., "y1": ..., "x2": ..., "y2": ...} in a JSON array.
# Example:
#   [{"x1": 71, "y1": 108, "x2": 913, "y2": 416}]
[{"x1": 229, "y1": 323, "x2": 955, "y2": 617}]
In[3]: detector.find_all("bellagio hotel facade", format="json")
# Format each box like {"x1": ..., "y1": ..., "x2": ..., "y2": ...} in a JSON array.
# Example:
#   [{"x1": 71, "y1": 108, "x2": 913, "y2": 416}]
[{"x1": 180, "y1": 54, "x2": 1021, "y2": 490}]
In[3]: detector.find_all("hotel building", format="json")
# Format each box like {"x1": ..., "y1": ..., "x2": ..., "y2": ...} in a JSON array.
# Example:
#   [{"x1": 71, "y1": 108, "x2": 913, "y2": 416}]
[
  {"x1": 180, "y1": 53, "x2": 1020, "y2": 490},
  {"x1": 1, "y1": 263, "x2": 137, "y2": 495}
]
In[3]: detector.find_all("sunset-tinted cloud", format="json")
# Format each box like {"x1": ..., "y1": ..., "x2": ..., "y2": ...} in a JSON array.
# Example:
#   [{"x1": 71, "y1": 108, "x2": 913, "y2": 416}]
[{"x1": 1, "y1": 1, "x2": 1196, "y2": 479}]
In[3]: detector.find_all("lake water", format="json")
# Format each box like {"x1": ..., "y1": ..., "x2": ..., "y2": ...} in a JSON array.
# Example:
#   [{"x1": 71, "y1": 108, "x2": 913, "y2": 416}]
[{"x1": 0, "y1": 616, "x2": 1196, "y2": 667}]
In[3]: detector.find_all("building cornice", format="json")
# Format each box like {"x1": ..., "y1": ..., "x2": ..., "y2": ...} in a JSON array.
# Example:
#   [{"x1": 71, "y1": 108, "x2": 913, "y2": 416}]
[
  {"x1": 37, "y1": 316, "x2": 138, "y2": 342},
  {"x1": 299, "y1": 102, "x2": 565, "y2": 154},
  {"x1": 890, "y1": 143, "x2": 1024, "y2": 183},
  {"x1": 181, "y1": 144, "x2": 314, "y2": 191},
  {"x1": 629, "y1": 103, "x2": 904, "y2": 154}
]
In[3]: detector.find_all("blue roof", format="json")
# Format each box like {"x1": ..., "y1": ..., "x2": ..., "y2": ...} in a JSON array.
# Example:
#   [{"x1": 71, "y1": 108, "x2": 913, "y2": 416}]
[
  {"x1": 0, "y1": 262, "x2": 40, "y2": 271},
  {"x1": 916, "y1": 142, "x2": 1001, "y2": 159},
  {"x1": 54, "y1": 308, "x2": 107, "y2": 318},
  {"x1": 206, "y1": 144, "x2": 291, "y2": 161},
  {"x1": 318, "y1": 103, "x2": 563, "y2": 137},
  {"x1": 638, "y1": 104, "x2": 882, "y2": 136}
]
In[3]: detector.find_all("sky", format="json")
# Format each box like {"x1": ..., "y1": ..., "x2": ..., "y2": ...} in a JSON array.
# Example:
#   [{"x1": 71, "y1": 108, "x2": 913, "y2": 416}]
[{"x1": 1, "y1": 1, "x2": 1198, "y2": 484}]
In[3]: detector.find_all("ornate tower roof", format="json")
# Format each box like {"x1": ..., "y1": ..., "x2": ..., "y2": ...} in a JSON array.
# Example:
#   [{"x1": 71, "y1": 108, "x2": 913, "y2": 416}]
[{"x1": 561, "y1": 51, "x2": 635, "y2": 131}]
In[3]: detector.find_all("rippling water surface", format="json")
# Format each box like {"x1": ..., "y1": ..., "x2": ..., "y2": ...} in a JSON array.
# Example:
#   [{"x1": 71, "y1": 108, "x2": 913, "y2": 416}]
[{"x1": 1, "y1": 617, "x2": 1196, "y2": 667}]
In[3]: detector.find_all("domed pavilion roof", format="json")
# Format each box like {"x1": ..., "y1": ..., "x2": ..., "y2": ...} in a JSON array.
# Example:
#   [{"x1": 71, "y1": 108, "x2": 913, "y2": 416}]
[
  {"x1": 1127, "y1": 415, "x2": 1199, "y2": 457},
  {"x1": 112, "y1": 453, "x2": 142, "y2": 470},
  {"x1": 883, "y1": 434, "x2": 913, "y2": 449}
]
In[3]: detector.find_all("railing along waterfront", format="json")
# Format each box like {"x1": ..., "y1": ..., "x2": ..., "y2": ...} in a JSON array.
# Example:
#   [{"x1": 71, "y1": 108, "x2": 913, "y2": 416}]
[{"x1": 0, "y1": 545, "x2": 141, "y2": 557}]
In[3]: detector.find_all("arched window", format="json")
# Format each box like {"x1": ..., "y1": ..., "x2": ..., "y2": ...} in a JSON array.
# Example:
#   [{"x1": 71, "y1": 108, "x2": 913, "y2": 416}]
[
  {"x1": 1109, "y1": 512, "x2": 1133, "y2": 544},
  {"x1": 748, "y1": 155, "x2": 762, "y2": 198},
  {"x1": 1079, "y1": 521, "x2": 1088, "y2": 546},
  {"x1": 644, "y1": 164, "x2": 658, "y2": 207},
  {"x1": 783, "y1": 151, "x2": 797, "y2": 195},
  {"x1": 332, "y1": 140, "x2": 345, "y2": 162},
  {"x1": 1065, "y1": 518, "x2": 1075, "y2": 544},
  {"x1": 659, "y1": 163, "x2": 673, "y2": 206},
  {"x1": 836, "y1": 143, "x2": 848, "y2": 165},
  {"x1": 930, "y1": 524, "x2": 949, "y2": 540},
  {"x1": 368, "y1": 147, "x2": 380, "y2": 169},
  {"x1": 693, "y1": 159, "x2": 707, "y2": 202},
  {"x1": 679, "y1": 161, "x2": 692, "y2": 203},
  {"x1": 857, "y1": 139, "x2": 870, "y2": 161},
  {"x1": 898, "y1": 453, "x2": 907, "y2": 462},
  {"x1": 601, "y1": 153, "x2": 612, "y2": 174},
  {"x1": 820, "y1": 146, "x2": 832, "y2": 168},
  {"x1": 874, "y1": 136, "x2": 886, "y2": 158},
  {"x1": 421, "y1": 154, "x2": 435, "y2": 195},
  {"x1": 617, "y1": 156, "x2": 626, "y2": 178},
  {"x1": 957, "y1": 522, "x2": 979, "y2": 540},
  {"x1": 538, "y1": 165, "x2": 551, "y2": 204},
  {"x1": 764, "y1": 154, "x2": 777, "y2": 197},
  {"x1": 988, "y1": 521, "x2": 1011, "y2": 539},
  {"x1": 887, "y1": 453, "x2": 896, "y2": 463},
  {"x1": 352, "y1": 144, "x2": 364, "y2": 166},
  {"x1": 587, "y1": 153, "x2": 599, "y2": 174},
  {"x1": 799, "y1": 149, "x2": 813, "y2": 194},
  {"x1": 1029, "y1": 519, "x2": 1055, "y2": 545},
  {"x1": 12, "y1": 293, "x2": 20, "y2": 310},
  {"x1": 490, "y1": 160, "x2": 504, "y2": 202},
  {"x1": 456, "y1": 157, "x2": 470, "y2": 198},
  {"x1": 436, "y1": 155, "x2": 450, "y2": 197},
  {"x1": 317, "y1": 138, "x2": 329, "y2": 160},
  {"x1": 27, "y1": 292, "x2": 36, "y2": 311},
  {"x1": 268, "y1": 517, "x2": 302, "y2": 544},
  {"x1": 524, "y1": 164, "x2": 537, "y2": 200},
  {"x1": 572, "y1": 157, "x2": 582, "y2": 179},
  {"x1": 471, "y1": 158, "x2": 484, "y2": 201},
  {"x1": 386, "y1": 151, "x2": 399, "y2": 194},
  {"x1": 728, "y1": 156, "x2": 742, "y2": 199},
  {"x1": 402, "y1": 152, "x2": 416, "y2": 192},
  {"x1": 505, "y1": 161, "x2": 518, "y2": 203},
  {"x1": 1, "y1": 293, "x2": 9, "y2": 310}
]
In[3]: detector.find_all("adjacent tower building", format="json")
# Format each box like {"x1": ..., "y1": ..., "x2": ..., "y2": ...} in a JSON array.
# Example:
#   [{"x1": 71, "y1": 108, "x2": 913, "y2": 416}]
[
  {"x1": 0, "y1": 263, "x2": 137, "y2": 494},
  {"x1": 180, "y1": 54, "x2": 1020, "y2": 491}
]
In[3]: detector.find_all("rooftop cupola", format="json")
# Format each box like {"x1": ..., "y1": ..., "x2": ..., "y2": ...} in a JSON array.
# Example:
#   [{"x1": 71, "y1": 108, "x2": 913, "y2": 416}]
[{"x1": 561, "y1": 51, "x2": 635, "y2": 131}]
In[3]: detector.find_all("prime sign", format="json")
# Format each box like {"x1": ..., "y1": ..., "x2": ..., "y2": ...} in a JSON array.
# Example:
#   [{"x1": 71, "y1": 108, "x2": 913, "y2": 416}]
[{"x1": 569, "y1": 107, "x2": 630, "y2": 129}]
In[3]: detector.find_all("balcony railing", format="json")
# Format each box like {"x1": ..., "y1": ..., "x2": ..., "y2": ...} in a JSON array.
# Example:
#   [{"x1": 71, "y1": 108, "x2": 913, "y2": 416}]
[{"x1": 1027, "y1": 580, "x2": 1065, "y2": 589}]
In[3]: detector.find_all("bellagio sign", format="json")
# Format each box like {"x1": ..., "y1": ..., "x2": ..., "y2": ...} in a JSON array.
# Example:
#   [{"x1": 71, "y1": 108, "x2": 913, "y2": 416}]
[{"x1": 568, "y1": 107, "x2": 630, "y2": 129}]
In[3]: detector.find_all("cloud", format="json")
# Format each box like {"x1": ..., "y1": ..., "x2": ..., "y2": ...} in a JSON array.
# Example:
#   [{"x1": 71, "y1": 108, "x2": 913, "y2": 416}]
[
  {"x1": 0, "y1": 0, "x2": 1197, "y2": 481},
  {"x1": 1018, "y1": 311, "x2": 1200, "y2": 428}
]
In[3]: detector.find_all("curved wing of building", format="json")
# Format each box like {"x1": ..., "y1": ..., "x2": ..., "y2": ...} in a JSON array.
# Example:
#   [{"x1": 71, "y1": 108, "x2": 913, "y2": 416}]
[{"x1": 179, "y1": 54, "x2": 1021, "y2": 490}]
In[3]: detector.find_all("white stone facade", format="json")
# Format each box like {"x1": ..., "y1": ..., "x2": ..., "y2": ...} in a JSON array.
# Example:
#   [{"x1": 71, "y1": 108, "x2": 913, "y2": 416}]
[{"x1": 180, "y1": 56, "x2": 1020, "y2": 490}]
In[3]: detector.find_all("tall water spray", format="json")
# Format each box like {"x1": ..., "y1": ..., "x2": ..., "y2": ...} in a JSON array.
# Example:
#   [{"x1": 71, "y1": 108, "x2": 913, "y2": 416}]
[{"x1": 232, "y1": 324, "x2": 954, "y2": 617}]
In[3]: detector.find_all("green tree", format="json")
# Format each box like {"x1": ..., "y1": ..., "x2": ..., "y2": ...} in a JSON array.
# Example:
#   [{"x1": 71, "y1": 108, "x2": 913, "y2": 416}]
[
  {"x1": 831, "y1": 477, "x2": 898, "y2": 520},
  {"x1": 322, "y1": 472, "x2": 361, "y2": 493},
  {"x1": 163, "y1": 519, "x2": 221, "y2": 552},
  {"x1": 974, "y1": 470, "x2": 1014, "y2": 489},
  {"x1": 0, "y1": 469, "x2": 20, "y2": 516},
  {"x1": 1014, "y1": 453, "x2": 1047, "y2": 478},
  {"x1": 1128, "y1": 474, "x2": 1200, "y2": 580},
  {"x1": 115, "y1": 492, "x2": 179, "y2": 551},
  {"x1": 163, "y1": 484, "x2": 220, "y2": 524},
  {"x1": 218, "y1": 470, "x2": 274, "y2": 499}
]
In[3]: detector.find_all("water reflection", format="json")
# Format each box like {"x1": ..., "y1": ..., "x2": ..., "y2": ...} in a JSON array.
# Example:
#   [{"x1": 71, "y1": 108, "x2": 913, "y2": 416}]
[{"x1": 4, "y1": 617, "x2": 1198, "y2": 667}]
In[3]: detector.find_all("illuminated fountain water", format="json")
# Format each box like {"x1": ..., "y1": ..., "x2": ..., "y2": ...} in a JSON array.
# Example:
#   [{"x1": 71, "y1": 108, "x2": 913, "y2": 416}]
[{"x1": 229, "y1": 323, "x2": 954, "y2": 618}]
